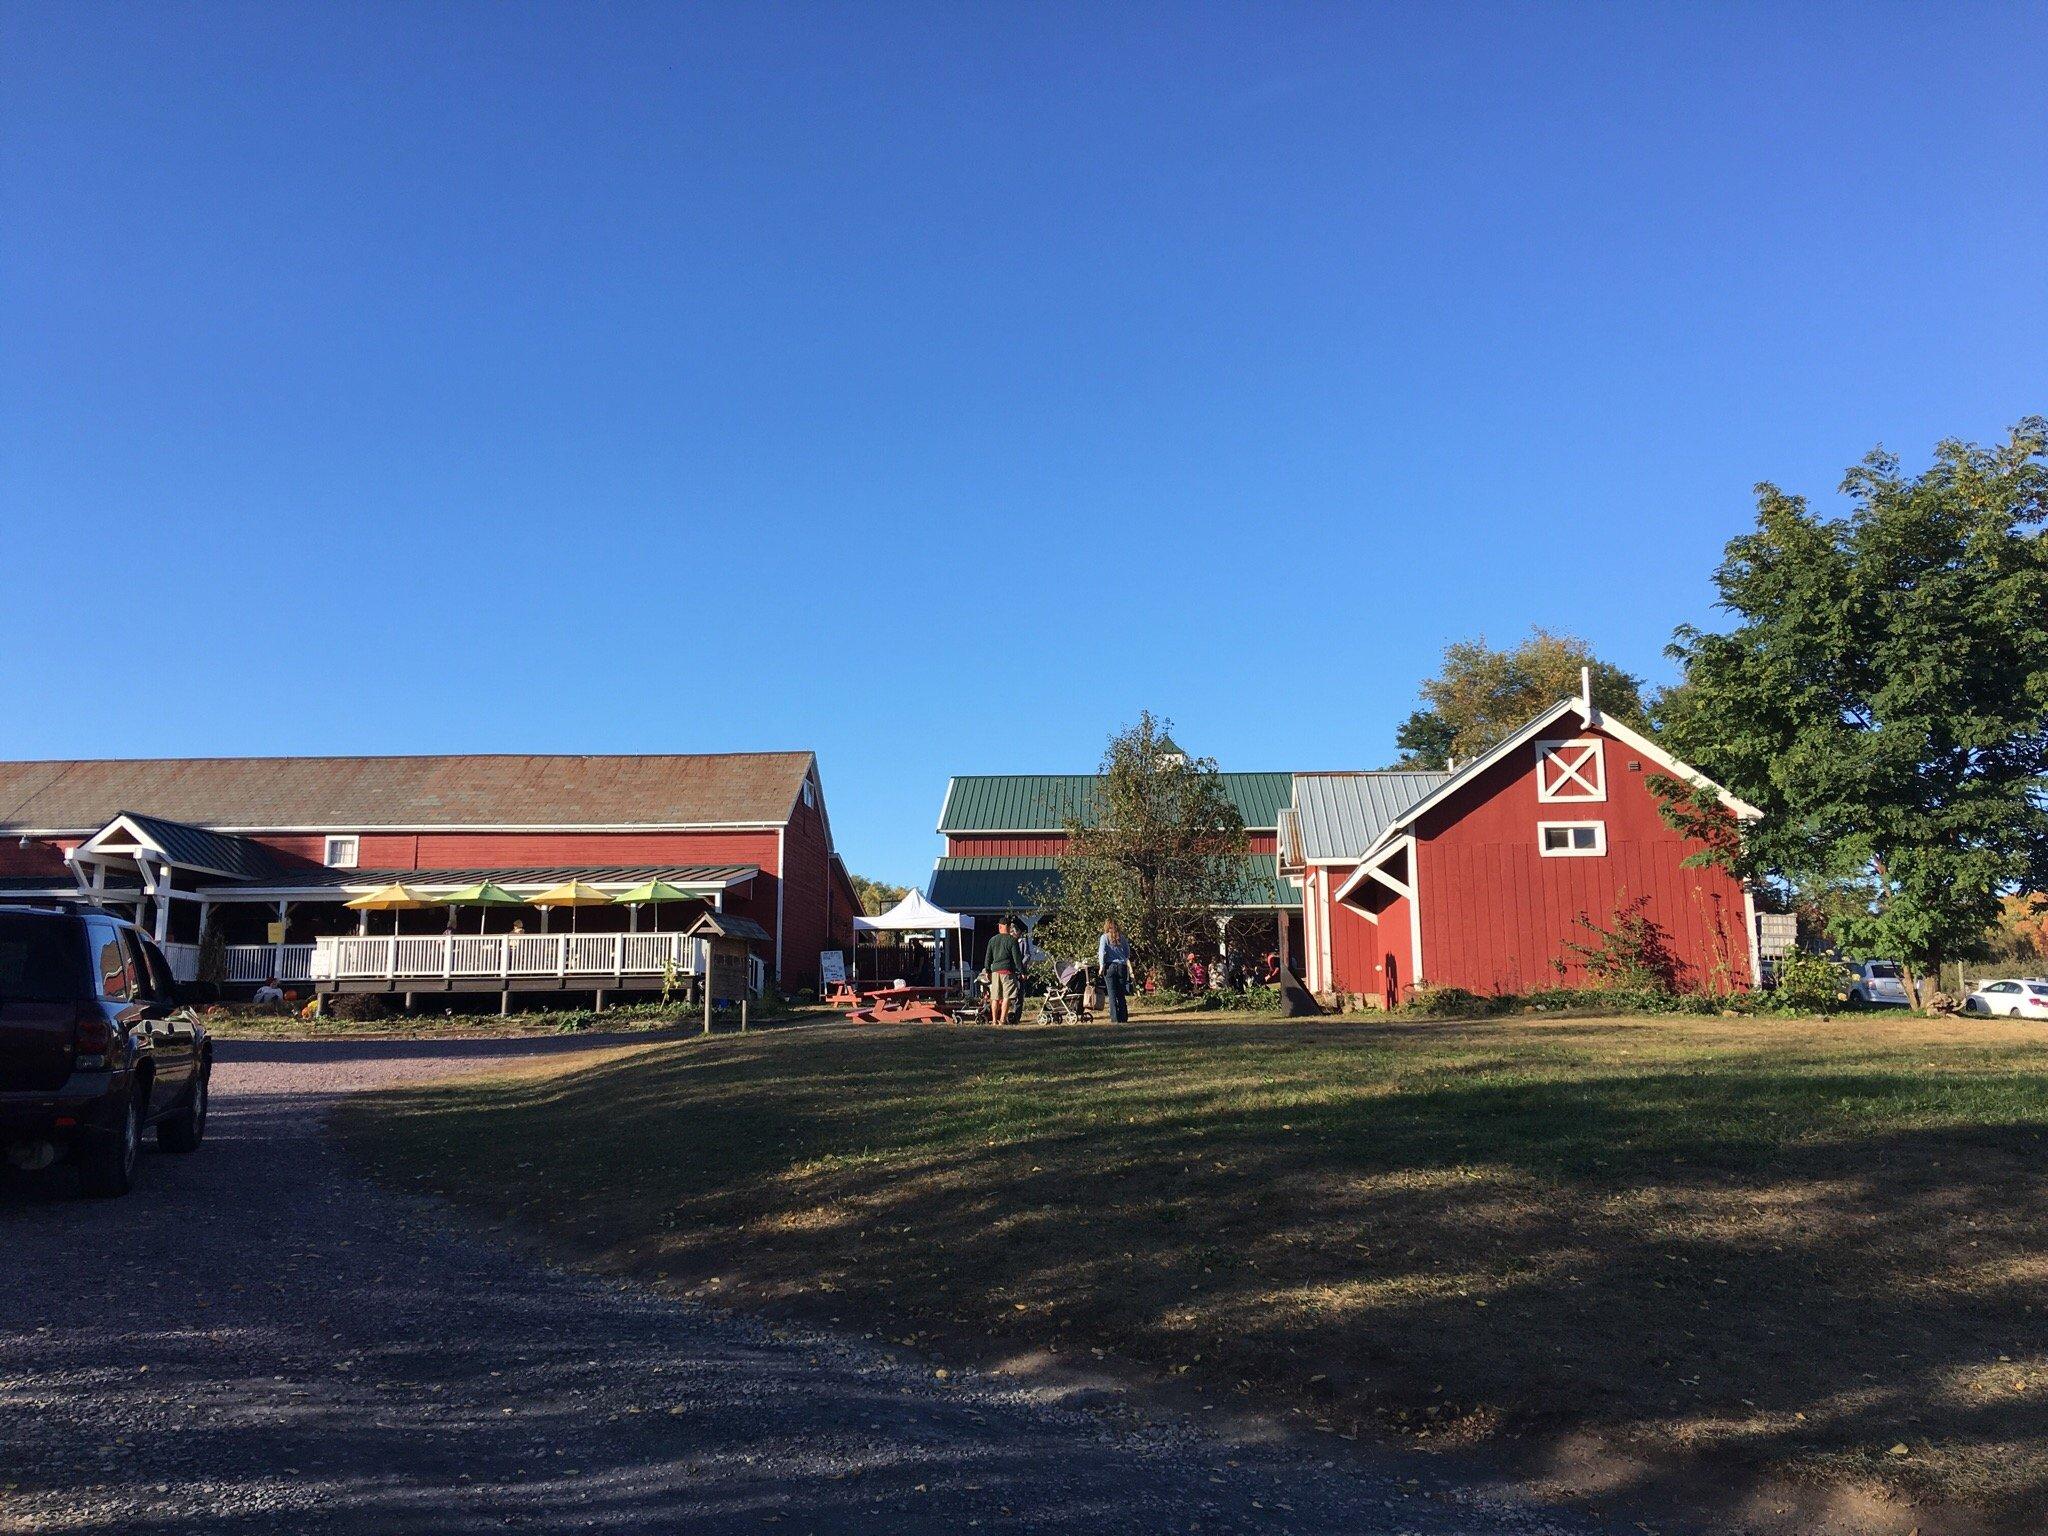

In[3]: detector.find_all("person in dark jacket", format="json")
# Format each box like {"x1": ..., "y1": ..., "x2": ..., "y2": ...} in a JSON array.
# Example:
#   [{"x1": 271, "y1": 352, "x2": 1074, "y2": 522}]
[{"x1": 984, "y1": 918, "x2": 1026, "y2": 1026}]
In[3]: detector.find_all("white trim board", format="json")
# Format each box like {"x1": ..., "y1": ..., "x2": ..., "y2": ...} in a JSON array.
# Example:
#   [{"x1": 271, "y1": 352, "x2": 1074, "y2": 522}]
[{"x1": 1355, "y1": 699, "x2": 1760, "y2": 864}]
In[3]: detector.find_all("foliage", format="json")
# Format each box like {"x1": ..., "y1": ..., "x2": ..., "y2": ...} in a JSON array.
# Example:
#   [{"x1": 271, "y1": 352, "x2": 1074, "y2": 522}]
[
  {"x1": 325, "y1": 993, "x2": 390, "y2": 1023},
  {"x1": 1663, "y1": 418, "x2": 2048, "y2": 1006},
  {"x1": 849, "y1": 874, "x2": 908, "y2": 917},
  {"x1": 1771, "y1": 949, "x2": 1850, "y2": 1012},
  {"x1": 1032, "y1": 712, "x2": 1250, "y2": 982},
  {"x1": 1404, "y1": 984, "x2": 1515, "y2": 1017},
  {"x1": 1983, "y1": 892, "x2": 2048, "y2": 967},
  {"x1": 1560, "y1": 894, "x2": 1685, "y2": 992},
  {"x1": 1394, "y1": 628, "x2": 1647, "y2": 768},
  {"x1": 196, "y1": 911, "x2": 229, "y2": 990}
]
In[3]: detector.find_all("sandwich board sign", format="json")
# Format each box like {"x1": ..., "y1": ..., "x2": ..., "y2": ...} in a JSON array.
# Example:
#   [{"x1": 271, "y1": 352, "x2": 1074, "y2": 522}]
[{"x1": 819, "y1": 950, "x2": 846, "y2": 987}]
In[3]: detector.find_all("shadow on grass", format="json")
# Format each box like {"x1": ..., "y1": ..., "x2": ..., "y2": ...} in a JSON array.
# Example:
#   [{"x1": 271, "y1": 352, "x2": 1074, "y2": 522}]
[{"x1": 345, "y1": 1020, "x2": 2048, "y2": 1530}]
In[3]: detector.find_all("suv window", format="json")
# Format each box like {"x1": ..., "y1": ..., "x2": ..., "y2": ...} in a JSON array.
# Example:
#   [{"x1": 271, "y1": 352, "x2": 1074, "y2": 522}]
[
  {"x1": 0, "y1": 913, "x2": 84, "y2": 1003},
  {"x1": 122, "y1": 930, "x2": 167, "y2": 1003},
  {"x1": 85, "y1": 918, "x2": 137, "y2": 1002},
  {"x1": 1867, "y1": 963, "x2": 1900, "y2": 979},
  {"x1": 137, "y1": 935, "x2": 178, "y2": 999}
]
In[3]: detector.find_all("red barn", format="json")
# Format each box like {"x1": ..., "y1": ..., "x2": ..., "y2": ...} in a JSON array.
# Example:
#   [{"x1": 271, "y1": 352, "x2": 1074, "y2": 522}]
[
  {"x1": 0, "y1": 752, "x2": 858, "y2": 1002},
  {"x1": 1285, "y1": 694, "x2": 1760, "y2": 1006}
]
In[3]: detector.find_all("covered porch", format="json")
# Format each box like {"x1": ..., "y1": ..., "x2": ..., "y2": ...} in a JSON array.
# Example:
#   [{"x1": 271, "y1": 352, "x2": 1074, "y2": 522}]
[
  {"x1": 57, "y1": 811, "x2": 761, "y2": 1000},
  {"x1": 924, "y1": 854, "x2": 1303, "y2": 975}
]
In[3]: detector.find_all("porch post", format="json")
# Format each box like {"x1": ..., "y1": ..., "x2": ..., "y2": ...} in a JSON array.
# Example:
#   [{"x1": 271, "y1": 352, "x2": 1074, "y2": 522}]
[{"x1": 154, "y1": 863, "x2": 173, "y2": 944}]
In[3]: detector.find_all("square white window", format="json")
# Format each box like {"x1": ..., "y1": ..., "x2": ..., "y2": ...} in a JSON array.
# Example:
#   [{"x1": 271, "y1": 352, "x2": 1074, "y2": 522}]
[
  {"x1": 1536, "y1": 738, "x2": 1607, "y2": 803},
  {"x1": 323, "y1": 835, "x2": 360, "y2": 869},
  {"x1": 1539, "y1": 821, "x2": 1606, "y2": 857}
]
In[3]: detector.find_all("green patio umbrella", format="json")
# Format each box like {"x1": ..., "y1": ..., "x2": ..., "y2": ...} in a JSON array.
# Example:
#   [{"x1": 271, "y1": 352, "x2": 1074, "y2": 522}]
[
  {"x1": 436, "y1": 880, "x2": 527, "y2": 934},
  {"x1": 611, "y1": 877, "x2": 698, "y2": 933}
]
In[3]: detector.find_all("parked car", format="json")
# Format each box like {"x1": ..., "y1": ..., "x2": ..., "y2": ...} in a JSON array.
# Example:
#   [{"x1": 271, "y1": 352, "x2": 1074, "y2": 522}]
[
  {"x1": 1847, "y1": 960, "x2": 1911, "y2": 1007},
  {"x1": 0, "y1": 904, "x2": 211, "y2": 1196},
  {"x1": 1963, "y1": 978, "x2": 2048, "y2": 1018}
]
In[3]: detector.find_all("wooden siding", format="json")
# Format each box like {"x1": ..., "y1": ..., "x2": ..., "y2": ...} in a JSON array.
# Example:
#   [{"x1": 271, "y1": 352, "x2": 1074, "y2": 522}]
[
  {"x1": 945, "y1": 831, "x2": 1280, "y2": 858},
  {"x1": 774, "y1": 787, "x2": 835, "y2": 990},
  {"x1": 1412, "y1": 727, "x2": 1751, "y2": 994}
]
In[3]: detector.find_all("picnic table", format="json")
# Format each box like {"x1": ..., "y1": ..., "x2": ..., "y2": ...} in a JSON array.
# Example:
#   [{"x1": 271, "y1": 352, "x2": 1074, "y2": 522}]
[{"x1": 846, "y1": 984, "x2": 957, "y2": 1025}]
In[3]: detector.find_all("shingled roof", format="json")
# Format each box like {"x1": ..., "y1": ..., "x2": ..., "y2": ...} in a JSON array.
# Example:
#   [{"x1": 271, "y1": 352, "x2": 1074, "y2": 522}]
[{"x1": 0, "y1": 753, "x2": 817, "y2": 833}]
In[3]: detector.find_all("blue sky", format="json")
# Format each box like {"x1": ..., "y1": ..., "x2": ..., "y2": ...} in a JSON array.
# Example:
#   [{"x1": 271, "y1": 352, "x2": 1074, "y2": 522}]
[{"x1": 4, "y1": 4, "x2": 2044, "y2": 886}]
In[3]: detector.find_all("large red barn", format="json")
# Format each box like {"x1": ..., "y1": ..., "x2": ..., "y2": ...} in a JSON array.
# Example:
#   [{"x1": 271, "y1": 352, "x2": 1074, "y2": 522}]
[{"x1": 0, "y1": 752, "x2": 859, "y2": 1002}]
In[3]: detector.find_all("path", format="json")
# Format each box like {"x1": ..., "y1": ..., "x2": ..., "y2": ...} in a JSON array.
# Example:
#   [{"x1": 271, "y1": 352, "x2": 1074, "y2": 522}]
[{"x1": 0, "y1": 1035, "x2": 1613, "y2": 1534}]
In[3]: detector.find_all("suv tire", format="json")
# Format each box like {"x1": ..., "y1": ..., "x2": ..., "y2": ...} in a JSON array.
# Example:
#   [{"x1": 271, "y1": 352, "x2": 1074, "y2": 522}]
[
  {"x1": 79, "y1": 1090, "x2": 140, "y2": 1198},
  {"x1": 158, "y1": 1064, "x2": 208, "y2": 1154}
]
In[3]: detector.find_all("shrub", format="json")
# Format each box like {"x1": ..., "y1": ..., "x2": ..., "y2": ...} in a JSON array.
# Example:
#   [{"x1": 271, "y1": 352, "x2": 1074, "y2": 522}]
[
  {"x1": 1404, "y1": 985, "x2": 1511, "y2": 1018},
  {"x1": 1561, "y1": 894, "x2": 1683, "y2": 992},
  {"x1": 326, "y1": 993, "x2": 389, "y2": 1023},
  {"x1": 1768, "y1": 949, "x2": 1849, "y2": 1012}
]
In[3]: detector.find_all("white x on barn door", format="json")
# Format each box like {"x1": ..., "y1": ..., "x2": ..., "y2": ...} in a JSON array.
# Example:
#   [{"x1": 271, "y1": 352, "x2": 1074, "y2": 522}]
[{"x1": 1535, "y1": 738, "x2": 1606, "y2": 802}]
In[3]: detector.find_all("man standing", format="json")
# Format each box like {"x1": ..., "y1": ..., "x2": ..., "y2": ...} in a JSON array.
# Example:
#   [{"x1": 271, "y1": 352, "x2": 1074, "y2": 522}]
[{"x1": 984, "y1": 917, "x2": 1026, "y2": 1026}]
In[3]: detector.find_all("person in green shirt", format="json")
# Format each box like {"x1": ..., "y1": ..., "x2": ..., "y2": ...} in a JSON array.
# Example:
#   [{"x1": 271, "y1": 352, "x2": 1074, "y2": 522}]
[{"x1": 983, "y1": 917, "x2": 1026, "y2": 1026}]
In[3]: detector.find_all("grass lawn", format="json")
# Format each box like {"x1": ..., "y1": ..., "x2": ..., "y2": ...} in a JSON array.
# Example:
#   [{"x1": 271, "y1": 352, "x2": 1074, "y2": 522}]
[{"x1": 339, "y1": 1014, "x2": 2048, "y2": 1529}]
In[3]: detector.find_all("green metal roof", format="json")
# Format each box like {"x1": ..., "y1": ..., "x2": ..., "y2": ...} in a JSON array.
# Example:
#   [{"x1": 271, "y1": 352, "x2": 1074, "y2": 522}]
[
  {"x1": 114, "y1": 812, "x2": 291, "y2": 881},
  {"x1": 927, "y1": 855, "x2": 1297, "y2": 913},
  {"x1": 937, "y1": 773, "x2": 1293, "y2": 833}
]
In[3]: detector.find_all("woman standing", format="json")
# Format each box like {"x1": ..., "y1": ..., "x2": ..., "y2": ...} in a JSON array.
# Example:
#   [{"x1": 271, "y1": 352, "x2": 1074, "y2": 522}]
[{"x1": 1097, "y1": 918, "x2": 1132, "y2": 1024}]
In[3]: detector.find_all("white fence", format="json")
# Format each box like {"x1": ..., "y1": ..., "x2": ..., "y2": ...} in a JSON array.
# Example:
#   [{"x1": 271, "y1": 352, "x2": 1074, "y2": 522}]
[
  {"x1": 160, "y1": 943, "x2": 316, "y2": 985},
  {"x1": 309, "y1": 932, "x2": 716, "y2": 987}
]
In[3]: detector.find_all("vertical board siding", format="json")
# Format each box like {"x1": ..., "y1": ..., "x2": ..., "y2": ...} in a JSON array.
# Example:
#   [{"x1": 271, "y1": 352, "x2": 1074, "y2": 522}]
[
  {"x1": 946, "y1": 831, "x2": 1279, "y2": 859},
  {"x1": 1413, "y1": 727, "x2": 1749, "y2": 993}
]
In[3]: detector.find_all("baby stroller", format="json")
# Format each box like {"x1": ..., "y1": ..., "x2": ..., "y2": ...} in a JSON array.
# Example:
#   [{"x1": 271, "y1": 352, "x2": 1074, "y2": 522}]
[
  {"x1": 1037, "y1": 962, "x2": 1094, "y2": 1025},
  {"x1": 951, "y1": 973, "x2": 991, "y2": 1026}
]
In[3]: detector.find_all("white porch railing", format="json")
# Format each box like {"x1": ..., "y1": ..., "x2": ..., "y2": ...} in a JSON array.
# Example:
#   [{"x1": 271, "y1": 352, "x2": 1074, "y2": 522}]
[
  {"x1": 160, "y1": 942, "x2": 315, "y2": 985},
  {"x1": 310, "y1": 932, "x2": 715, "y2": 987}
]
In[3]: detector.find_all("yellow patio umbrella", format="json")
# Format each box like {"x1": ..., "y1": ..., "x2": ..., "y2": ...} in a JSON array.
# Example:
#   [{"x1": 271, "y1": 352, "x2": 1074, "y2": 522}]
[
  {"x1": 344, "y1": 882, "x2": 428, "y2": 935},
  {"x1": 436, "y1": 880, "x2": 527, "y2": 934},
  {"x1": 529, "y1": 878, "x2": 612, "y2": 933},
  {"x1": 611, "y1": 877, "x2": 697, "y2": 933}
]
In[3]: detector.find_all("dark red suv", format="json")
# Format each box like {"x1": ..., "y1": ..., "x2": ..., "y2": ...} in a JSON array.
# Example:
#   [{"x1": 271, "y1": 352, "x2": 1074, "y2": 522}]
[{"x1": 0, "y1": 904, "x2": 211, "y2": 1197}]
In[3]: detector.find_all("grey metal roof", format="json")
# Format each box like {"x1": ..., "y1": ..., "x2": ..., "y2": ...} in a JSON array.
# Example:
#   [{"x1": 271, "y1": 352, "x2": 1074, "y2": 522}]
[{"x1": 1291, "y1": 773, "x2": 1452, "y2": 862}]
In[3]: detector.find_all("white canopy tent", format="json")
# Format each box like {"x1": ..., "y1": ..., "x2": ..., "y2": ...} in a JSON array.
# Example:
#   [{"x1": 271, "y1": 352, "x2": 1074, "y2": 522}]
[{"x1": 852, "y1": 891, "x2": 975, "y2": 987}]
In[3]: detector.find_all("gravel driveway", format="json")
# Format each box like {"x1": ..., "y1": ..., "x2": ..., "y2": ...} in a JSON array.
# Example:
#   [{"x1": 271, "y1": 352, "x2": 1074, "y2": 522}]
[{"x1": 0, "y1": 1036, "x2": 1617, "y2": 1535}]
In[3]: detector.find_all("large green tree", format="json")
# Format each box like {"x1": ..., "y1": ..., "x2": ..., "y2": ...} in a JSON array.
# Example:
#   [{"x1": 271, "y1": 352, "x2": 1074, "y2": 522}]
[
  {"x1": 849, "y1": 874, "x2": 908, "y2": 917},
  {"x1": 1664, "y1": 418, "x2": 2048, "y2": 1006},
  {"x1": 1395, "y1": 629, "x2": 1647, "y2": 768},
  {"x1": 1033, "y1": 713, "x2": 1249, "y2": 982}
]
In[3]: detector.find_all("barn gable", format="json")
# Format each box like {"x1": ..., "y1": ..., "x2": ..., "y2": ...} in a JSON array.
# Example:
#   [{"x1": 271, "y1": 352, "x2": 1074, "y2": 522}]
[{"x1": 1298, "y1": 692, "x2": 1760, "y2": 1002}]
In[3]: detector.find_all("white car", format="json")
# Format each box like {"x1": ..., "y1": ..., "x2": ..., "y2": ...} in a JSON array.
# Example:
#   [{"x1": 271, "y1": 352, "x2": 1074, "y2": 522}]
[
  {"x1": 1847, "y1": 961, "x2": 1911, "y2": 1007},
  {"x1": 1964, "y1": 979, "x2": 2048, "y2": 1018}
]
